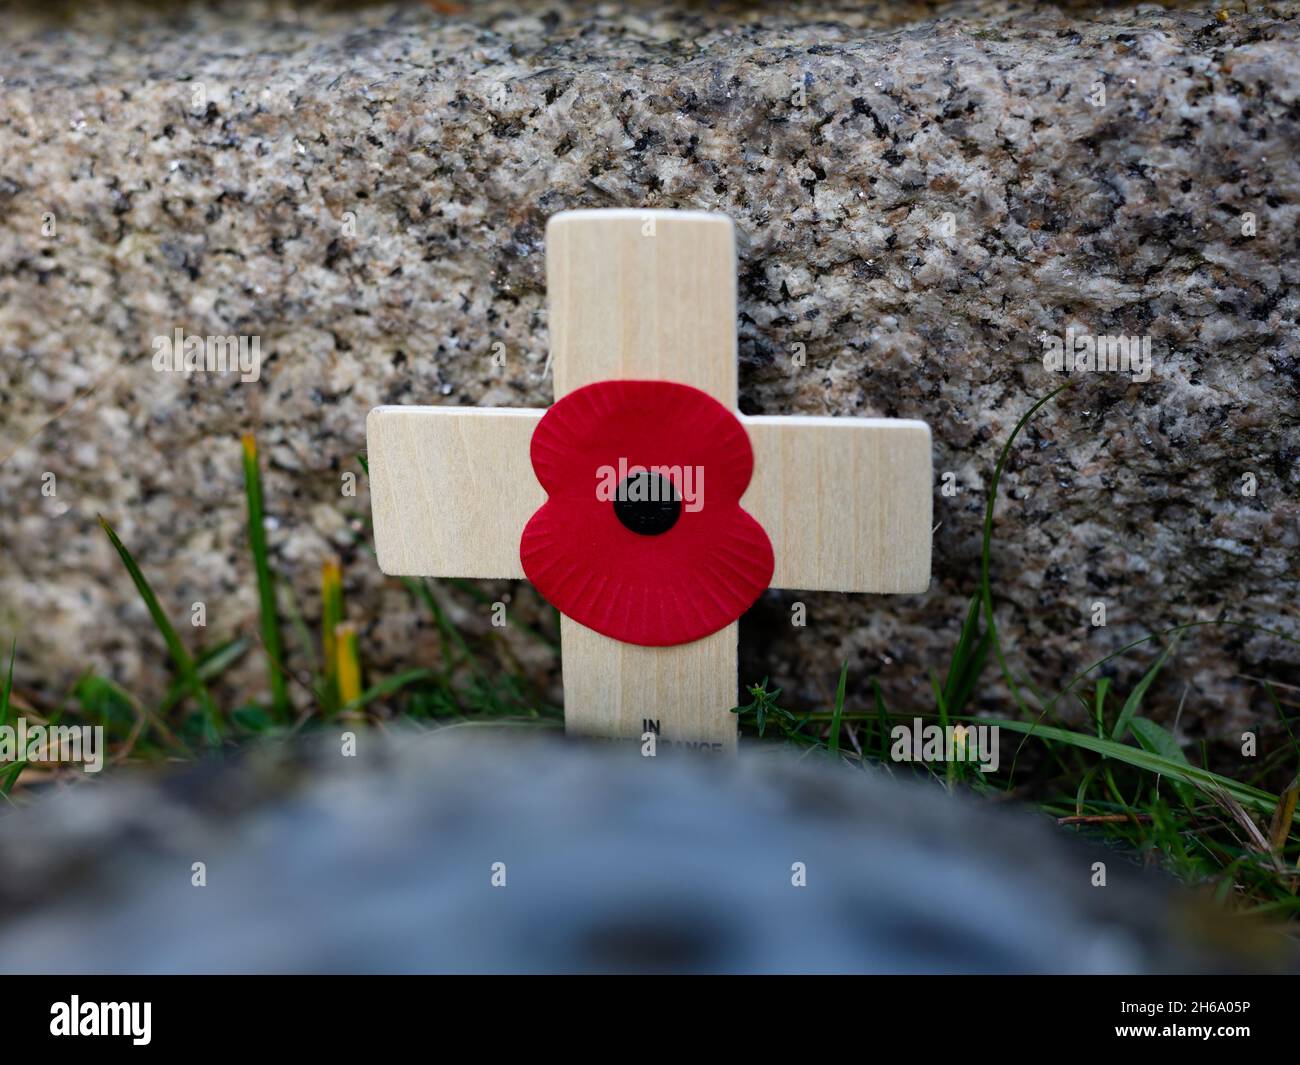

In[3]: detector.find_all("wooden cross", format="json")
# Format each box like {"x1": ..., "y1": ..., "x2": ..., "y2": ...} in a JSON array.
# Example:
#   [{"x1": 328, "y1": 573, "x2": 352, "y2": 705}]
[{"x1": 367, "y1": 210, "x2": 931, "y2": 752}]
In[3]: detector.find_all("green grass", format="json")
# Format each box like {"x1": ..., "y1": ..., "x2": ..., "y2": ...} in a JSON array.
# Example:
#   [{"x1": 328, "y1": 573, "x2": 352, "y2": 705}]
[
  {"x1": 241, "y1": 433, "x2": 290, "y2": 721},
  {"x1": 98, "y1": 514, "x2": 221, "y2": 746},
  {"x1": 2, "y1": 395, "x2": 1297, "y2": 921},
  {"x1": 0, "y1": 641, "x2": 23, "y2": 796},
  {"x1": 728, "y1": 382, "x2": 1300, "y2": 918},
  {"x1": 2, "y1": 437, "x2": 560, "y2": 772}
]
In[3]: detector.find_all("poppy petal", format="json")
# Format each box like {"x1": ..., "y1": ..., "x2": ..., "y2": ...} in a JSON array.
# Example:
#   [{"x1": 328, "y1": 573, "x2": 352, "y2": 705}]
[{"x1": 520, "y1": 380, "x2": 774, "y2": 647}]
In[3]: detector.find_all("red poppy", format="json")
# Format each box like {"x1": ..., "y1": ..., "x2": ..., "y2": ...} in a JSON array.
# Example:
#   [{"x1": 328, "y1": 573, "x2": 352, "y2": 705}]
[{"x1": 520, "y1": 380, "x2": 775, "y2": 646}]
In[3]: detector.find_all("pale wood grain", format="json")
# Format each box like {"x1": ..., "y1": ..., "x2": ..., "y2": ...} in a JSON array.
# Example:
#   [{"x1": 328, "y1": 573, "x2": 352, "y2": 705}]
[
  {"x1": 547, "y1": 210, "x2": 737, "y2": 403},
  {"x1": 560, "y1": 620, "x2": 738, "y2": 753},
  {"x1": 366, "y1": 209, "x2": 933, "y2": 754},
  {"x1": 367, "y1": 408, "x2": 935, "y2": 593},
  {"x1": 742, "y1": 416, "x2": 933, "y2": 594},
  {"x1": 548, "y1": 210, "x2": 740, "y2": 750},
  {"x1": 366, "y1": 406, "x2": 543, "y2": 579}
]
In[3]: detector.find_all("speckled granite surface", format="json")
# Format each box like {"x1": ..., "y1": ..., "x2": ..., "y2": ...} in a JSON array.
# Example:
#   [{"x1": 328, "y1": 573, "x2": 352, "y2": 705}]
[{"x1": 0, "y1": 0, "x2": 1296, "y2": 755}]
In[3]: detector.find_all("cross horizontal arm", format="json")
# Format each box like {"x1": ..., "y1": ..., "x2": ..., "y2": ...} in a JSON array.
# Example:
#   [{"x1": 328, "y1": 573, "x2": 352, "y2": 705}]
[
  {"x1": 368, "y1": 406, "x2": 932, "y2": 595},
  {"x1": 367, "y1": 406, "x2": 543, "y2": 579},
  {"x1": 742, "y1": 416, "x2": 932, "y2": 594}
]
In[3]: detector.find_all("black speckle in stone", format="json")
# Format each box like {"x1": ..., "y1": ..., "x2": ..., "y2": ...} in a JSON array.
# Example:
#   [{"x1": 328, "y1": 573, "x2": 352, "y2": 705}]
[{"x1": 613, "y1": 473, "x2": 681, "y2": 536}]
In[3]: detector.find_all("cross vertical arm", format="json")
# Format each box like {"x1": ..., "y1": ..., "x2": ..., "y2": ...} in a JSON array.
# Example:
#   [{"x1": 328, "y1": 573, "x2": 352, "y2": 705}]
[{"x1": 547, "y1": 210, "x2": 742, "y2": 751}]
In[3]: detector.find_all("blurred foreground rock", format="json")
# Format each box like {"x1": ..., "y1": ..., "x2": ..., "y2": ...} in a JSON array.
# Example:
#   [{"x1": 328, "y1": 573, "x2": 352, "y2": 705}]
[{"x1": 0, "y1": 730, "x2": 1289, "y2": 974}]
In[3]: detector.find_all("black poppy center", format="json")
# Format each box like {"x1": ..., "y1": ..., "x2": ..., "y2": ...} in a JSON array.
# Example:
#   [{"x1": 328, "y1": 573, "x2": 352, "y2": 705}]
[{"x1": 613, "y1": 472, "x2": 681, "y2": 536}]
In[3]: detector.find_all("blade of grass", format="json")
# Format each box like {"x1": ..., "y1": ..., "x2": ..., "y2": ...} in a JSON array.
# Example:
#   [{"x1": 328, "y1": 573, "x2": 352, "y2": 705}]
[
  {"x1": 1074, "y1": 764, "x2": 1100, "y2": 818},
  {"x1": 99, "y1": 515, "x2": 220, "y2": 745},
  {"x1": 401, "y1": 577, "x2": 456, "y2": 683},
  {"x1": 828, "y1": 661, "x2": 848, "y2": 756},
  {"x1": 321, "y1": 557, "x2": 344, "y2": 716},
  {"x1": 1268, "y1": 777, "x2": 1299, "y2": 855},
  {"x1": 0, "y1": 642, "x2": 21, "y2": 794},
  {"x1": 1129, "y1": 715, "x2": 1195, "y2": 807},
  {"x1": 341, "y1": 668, "x2": 437, "y2": 715},
  {"x1": 80, "y1": 670, "x2": 185, "y2": 754},
  {"x1": 1, "y1": 639, "x2": 13, "y2": 728},
  {"x1": 976, "y1": 381, "x2": 1075, "y2": 720},
  {"x1": 1263, "y1": 680, "x2": 1300, "y2": 756},
  {"x1": 930, "y1": 669, "x2": 957, "y2": 787},
  {"x1": 1112, "y1": 635, "x2": 1180, "y2": 742},
  {"x1": 1036, "y1": 620, "x2": 1300, "y2": 723},
  {"x1": 1005, "y1": 618, "x2": 1298, "y2": 789},
  {"x1": 984, "y1": 717, "x2": 1277, "y2": 815},
  {"x1": 336, "y1": 622, "x2": 362, "y2": 708},
  {"x1": 0, "y1": 760, "x2": 25, "y2": 796},
  {"x1": 279, "y1": 579, "x2": 321, "y2": 678},
  {"x1": 406, "y1": 577, "x2": 480, "y2": 679},
  {"x1": 158, "y1": 637, "x2": 250, "y2": 717},
  {"x1": 942, "y1": 594, "x2": 992, "y2": 718},
  {"x1": 1093, "y1": 677, "x2": 1110, "y2": 737},
  {"x1": 242, "y1": 433, "x2": 290, "y2": 720},
  {"x1": 1101, "y1": 762, "x2": 1142, "y2": 827}
]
